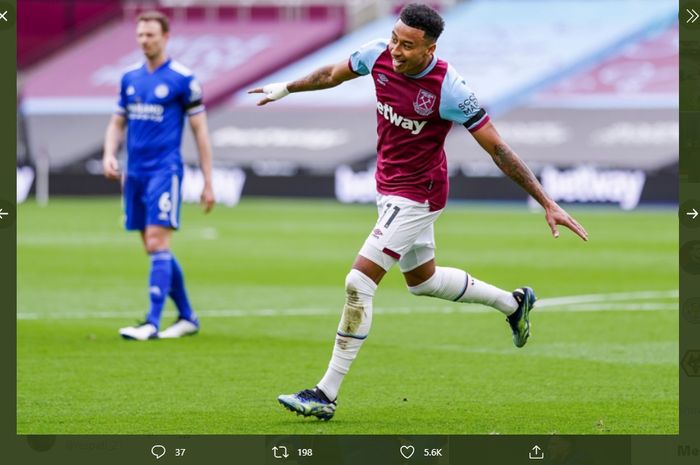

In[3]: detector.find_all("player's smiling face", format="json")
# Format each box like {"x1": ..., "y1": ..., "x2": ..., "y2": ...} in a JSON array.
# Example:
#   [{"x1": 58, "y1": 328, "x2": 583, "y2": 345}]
[
  {"x1": 137, "y1": 20, "x2": 168, "y2": 61},
  {"x1": 389, "y1": 20, "x2": 436, "y2": 75}
]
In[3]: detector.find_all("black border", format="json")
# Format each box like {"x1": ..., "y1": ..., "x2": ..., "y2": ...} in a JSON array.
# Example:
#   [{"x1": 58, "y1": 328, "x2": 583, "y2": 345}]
[
  {"x1": 679, "y1": 0, "x2": 700, "y2": 455},
  {"x1": 2, "y1": 0, "x2": 17, "y2": 460}
]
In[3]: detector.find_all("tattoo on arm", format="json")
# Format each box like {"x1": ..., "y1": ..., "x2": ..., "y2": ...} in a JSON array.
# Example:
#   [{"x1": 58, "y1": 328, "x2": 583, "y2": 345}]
[
  {"x1": 492, "y1": 143, "x2": 548, "y2": 205},
  {"x1": 288, "y1": 65, "x2": 338, "y2": 93}
]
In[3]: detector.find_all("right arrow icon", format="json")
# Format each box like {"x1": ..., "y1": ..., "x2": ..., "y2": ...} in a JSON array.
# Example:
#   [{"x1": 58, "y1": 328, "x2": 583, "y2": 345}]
[
  {"x1": 687, "y1": 208, "x2": 698, "y2": 219},
  {"x1": 688, "y1": 8, "x2": 699, "y2": 23}
]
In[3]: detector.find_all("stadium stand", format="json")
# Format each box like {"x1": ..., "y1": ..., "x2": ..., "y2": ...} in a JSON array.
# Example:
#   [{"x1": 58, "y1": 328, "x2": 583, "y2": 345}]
[
  {"x1": 18, "y1": 0, "x2": 122, "y2": 69},
  {"x1": 217, "y1": 1, "x2": 676, "y2": 168},
  {"x1": 18, "y1": 0, "x2": 678, "y2": 208},
  {"x1": 219, "y1": 0, "x2": 677, "y2": 207},
  {"x1": 445, "y1": 24, "x2": 679, "y2": 172},
  {"x1": 20, "y1": 12, "x2": 345, "y2": 173}
]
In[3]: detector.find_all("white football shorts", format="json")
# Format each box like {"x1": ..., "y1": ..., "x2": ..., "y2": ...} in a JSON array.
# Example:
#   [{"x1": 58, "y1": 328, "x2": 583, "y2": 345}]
[{"x1": 358, "y1": 194, "x2": 443, "y2": 272}]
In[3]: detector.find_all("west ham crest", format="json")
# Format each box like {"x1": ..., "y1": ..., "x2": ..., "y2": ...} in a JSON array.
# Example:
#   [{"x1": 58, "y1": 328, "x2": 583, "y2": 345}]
[{"x1": 413, "y1": 89, "x2": 436, "y2": 116}]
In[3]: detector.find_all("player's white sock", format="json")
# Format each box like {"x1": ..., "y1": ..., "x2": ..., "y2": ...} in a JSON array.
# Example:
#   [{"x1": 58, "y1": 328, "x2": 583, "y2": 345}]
[
  {"x1": 317, "y1": 269, "x2": 377, "y2": 401},
  {"x1": 408, "y1": 266, "x2": 517, "y2": 315}
]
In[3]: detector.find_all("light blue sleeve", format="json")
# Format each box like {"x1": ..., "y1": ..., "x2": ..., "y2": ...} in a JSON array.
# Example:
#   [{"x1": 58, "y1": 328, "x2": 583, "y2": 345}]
[
  {"x1": 349, "y1": 39, "x2": 388, "y2": 76},
  {"x1": 439, "y1": 64, "x2": 489, "y2": 131}
]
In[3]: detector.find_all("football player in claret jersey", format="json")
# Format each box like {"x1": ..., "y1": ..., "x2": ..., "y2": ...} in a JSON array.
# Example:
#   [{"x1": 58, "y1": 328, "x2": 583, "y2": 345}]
[
  {"x1": 250, "y1": 3, "x2": 588, "y2": 420},
  {"x1": 102, "y1": 11, "x2": 215, "y2": 341}
]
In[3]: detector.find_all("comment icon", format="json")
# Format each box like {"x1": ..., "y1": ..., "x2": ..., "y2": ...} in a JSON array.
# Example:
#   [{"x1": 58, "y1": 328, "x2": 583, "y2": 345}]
[{"x1": 151, "y1": 444, "x2": 166, "y2": 460}]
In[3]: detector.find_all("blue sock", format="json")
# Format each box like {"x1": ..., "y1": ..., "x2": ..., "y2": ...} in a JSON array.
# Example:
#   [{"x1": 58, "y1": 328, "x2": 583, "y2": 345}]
[
  {"x1": 145, "y1": 250, "x2": 173, "y2": 328},
  {"x1": 170, "y1": 256, "x2": 196, "y2": 323}
]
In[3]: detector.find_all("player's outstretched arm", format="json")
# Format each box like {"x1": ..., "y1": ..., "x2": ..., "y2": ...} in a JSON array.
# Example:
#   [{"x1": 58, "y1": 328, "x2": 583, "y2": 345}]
[
  {"x1": 247, "y1": 59, "x2": 359, "y2": 106},
  {"x1": 472, "y1": 121, "x2": 588, "y2": 241},
  {"x1": 189, "y1": 112, "x2": 215, "y2": 213},
  {"x1": 102, "y1": 114, "x2": 126, "y2": 180}
]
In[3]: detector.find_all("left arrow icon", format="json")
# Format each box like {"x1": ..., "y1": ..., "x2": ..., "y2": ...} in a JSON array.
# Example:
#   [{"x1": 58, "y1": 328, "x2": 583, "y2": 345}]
[{"x1": 0, "y1": 202, "x2": 14, "y2": 229}]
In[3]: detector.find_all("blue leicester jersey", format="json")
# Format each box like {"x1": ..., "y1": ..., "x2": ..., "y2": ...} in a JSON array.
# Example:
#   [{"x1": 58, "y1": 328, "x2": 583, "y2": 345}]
[{"x1": 116, "y1": 58, "x2": 205, "y2": 174}]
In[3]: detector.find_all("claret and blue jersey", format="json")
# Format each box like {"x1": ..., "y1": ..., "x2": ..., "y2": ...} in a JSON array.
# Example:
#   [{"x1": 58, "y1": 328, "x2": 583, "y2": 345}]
[{"x1": 349, "y1": 39, "x2": 489, "y2": 211}]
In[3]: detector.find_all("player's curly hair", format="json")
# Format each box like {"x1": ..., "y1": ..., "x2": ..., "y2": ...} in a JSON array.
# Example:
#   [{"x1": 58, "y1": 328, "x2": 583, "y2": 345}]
[{"x1": 399, "y1": 3, "x2": 445, "y2": 42}]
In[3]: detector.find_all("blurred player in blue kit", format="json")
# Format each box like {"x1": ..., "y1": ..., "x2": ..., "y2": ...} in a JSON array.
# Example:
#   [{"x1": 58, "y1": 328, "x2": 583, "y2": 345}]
[{"x1": 102, "y1": 11, "x2": 215, "y2": 340}]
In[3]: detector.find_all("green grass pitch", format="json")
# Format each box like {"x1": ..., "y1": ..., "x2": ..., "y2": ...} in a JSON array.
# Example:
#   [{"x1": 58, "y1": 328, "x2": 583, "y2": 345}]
[{"x1": 17, "y1": 198, "x2": 677, "y2": 434}]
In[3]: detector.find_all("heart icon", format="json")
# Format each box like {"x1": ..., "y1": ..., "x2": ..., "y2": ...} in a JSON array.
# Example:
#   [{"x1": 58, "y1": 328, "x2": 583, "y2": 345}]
[{"x1": 400, "y1": 445, "x2": 415, "y2": 459}]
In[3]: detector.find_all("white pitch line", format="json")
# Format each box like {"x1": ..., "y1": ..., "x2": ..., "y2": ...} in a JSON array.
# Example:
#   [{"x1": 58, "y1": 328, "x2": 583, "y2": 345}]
[
  {"x1": 535, "y1": 290, "x2": 678, "y2": 307},
  {"x1": 16, "y1": 290, "x2": 678, "y2": 321},
  {"x1": 541, "y1": 303, "x2": 677, "y2": 311}
]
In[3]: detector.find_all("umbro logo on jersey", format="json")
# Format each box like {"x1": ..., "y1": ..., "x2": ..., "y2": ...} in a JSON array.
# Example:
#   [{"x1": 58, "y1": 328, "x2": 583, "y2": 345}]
[
  {"x1": 376, "y1": 102, "x2": 427, "y2": 135},
  {"x1": 376, "y1": 73, "x2": 389, "y2": 86}
]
